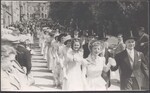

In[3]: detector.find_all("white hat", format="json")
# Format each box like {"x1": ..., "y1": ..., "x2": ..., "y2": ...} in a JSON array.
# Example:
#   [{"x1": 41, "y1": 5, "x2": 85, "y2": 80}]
[
  {"x1": 1, "y1": 28, "x2": 13, "y2": 35},
  {"x1": 43, "y1": 27, "x2": 49, "y2": 30},
  {"x1": 2, "y1": 34, "x2": 20, "y2": 43},
  {"x1": 47, "y1": 29, "x2": 52, "y2": 33},
  {"x1": 8, "y1": 27, "x2": 16, "y2": 30},
  {"x1": 64, "y1": 35, "x2": 72, "y2": 44}
]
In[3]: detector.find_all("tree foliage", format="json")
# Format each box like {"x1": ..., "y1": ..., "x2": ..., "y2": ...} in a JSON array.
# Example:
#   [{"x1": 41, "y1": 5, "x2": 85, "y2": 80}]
[{"x1": 48, "y1": 0, "x2": 148, "y2": 36}]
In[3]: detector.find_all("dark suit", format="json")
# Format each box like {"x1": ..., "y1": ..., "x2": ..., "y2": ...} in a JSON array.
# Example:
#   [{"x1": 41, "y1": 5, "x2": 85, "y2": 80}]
[
  {"x1": 83, "y1": 43, "x2": 90, "y2": 58},
  {"x1": 16, "y1": 45, "x2": 32, "y2": 75},
  {"x1": 111, "y1": 49, "x2": 149, "y2": 90},
  {"x1": 100, "y1": 48, "x2": 112, "y2": 88},
  {"x1": 135, "y1": 33, "x2": 149, "y2": 56}
]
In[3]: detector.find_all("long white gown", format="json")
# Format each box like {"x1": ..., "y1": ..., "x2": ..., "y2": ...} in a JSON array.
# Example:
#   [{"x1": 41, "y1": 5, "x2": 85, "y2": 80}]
[
  {"x1": 86, "y1": 54, "x2": 107, "y2": 90},
  {"x1": 43, "y1": 35, "x2": 50, "y2": 60},
  {"x1": 63, "y1": 50, "x2": 87, "y2": 91},
  {"x1": 47, "y1": 37, "x2": 55, "y2": 70}
]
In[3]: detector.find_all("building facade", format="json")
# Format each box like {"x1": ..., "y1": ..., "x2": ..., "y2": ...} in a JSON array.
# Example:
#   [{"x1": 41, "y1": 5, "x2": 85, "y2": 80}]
[
  {"x1": 1, "y1": 1, "x2": 50, "y2": 28},
  {"x1": 12, "y1": 1, "x2": 20, "y2": 24},
  {"x1": 1, "y1": 1, "x2": 13, "y2": 28},
  {"x1": 39, "y1": 2, "x2": 50, "y2": 19}
]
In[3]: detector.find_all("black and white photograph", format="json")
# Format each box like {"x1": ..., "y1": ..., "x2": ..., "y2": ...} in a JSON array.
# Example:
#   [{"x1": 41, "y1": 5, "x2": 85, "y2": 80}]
[{"x1": 1, "y1": 0, "x2": 149, "y2": 91}]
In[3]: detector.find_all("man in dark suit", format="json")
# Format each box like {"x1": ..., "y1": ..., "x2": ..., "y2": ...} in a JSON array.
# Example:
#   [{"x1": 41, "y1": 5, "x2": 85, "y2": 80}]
[
  {"x1": 135, "y1": 27, "x2": 149, "y2": 68},
  {"x1": 111, "y1": 31, "x2": 149, "y2": 90},
  {"x1": 135, "y1": 27, "x2": 149, "y2": 89},
  {"x1": 15, "y1": 42, "x2": 32, "y2": 75}
]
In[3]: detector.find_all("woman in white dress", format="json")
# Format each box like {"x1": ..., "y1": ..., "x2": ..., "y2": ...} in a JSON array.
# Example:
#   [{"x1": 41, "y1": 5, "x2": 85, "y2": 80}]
[
  {"x1": 39, "y1": 30, "x2": 43, "y2": 48},
  {"x1": 83, "y1": 40, "x2": 112, "y2": 90},
  {"x1": 56, "y1": 33, "x2": 67, "y2": 87},
  {"x1": 43, "y1": 32, "x2": 50, "y2": 60},
  {"x1": 40, "y1": 30, "x2": 46, "y2": 55},
  {"x1": 47, "y1": 32, "x2": 55, "y2": 70},
  {"x1": 51, "y1": 36, "x2": 60, "y2": 87},
  {"x1": 63, "y1": 38, "x2": 88, "y2": 91}
]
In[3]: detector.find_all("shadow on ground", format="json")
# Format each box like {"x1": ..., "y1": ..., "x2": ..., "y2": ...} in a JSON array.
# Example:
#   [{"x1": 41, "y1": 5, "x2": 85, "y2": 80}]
[
  {"x1": 34, "y1": 75, "x2": 53, "y2": 80},
  {"x1": 32, "y1": 69, "x2": 52, "y2": 73}
]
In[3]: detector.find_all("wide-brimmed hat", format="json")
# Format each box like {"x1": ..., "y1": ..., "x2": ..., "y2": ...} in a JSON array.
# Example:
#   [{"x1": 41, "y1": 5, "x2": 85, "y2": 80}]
[
  {"x1": 1, "y1": 34, "x2": 20, "y2": 45},
  {"x1": 8, "y1": 27, "x2": 16, "y2": 31},
  {"x1": 97, "y1": 32, "x2": 108, "y2": 41},
  {"x1": 1, "y1": 28, "x2": 13, "y2": 35},
  {"x1": 47, "y1": 29, "x2": 52, "y2": 33},
  {"x1": 64, "y1": 35, "x2": 72, "y2": 45},
  {"x1": 58, "y1": 33, "x2": 67, "y2": 42},
  {"x1": 49, "y1": 31, "x2": 55, "y2": 37},
  {"x1": 124, "y1": 31, "x2": 136, "y2": 42}
]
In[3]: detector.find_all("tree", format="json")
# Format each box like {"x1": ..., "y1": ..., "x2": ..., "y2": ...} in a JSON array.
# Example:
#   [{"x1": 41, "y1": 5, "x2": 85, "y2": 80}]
[{"x1": 48, "y1": 0, "x2": 148, "y2": 36}]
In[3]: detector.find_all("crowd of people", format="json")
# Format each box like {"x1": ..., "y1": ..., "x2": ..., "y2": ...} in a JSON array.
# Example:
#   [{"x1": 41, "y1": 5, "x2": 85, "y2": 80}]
[
  {"x1": 1, "y1": 23, "x2": 41, "y2": 90},
  {"x1": 37, "y1": 25, "x2": 149, "y2": 90},
  {"x1": 1, "y1": 22, "x2": 149, "y2": 91}
]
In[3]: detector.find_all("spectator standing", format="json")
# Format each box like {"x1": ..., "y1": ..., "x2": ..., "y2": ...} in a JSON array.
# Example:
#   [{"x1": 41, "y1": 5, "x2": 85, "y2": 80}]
[{"x1": 112, "y1": 31, "x2": 149, "y2": 90}]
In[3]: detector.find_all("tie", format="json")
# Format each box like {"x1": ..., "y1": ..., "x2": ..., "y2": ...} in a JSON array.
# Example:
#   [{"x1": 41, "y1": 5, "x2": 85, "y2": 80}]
[
  {"x1": 128, "y1": 51, "x2": 134, "y2": 69},
  {"x1": 129, "y1": 51, "x2": 134, "y2": 61}
]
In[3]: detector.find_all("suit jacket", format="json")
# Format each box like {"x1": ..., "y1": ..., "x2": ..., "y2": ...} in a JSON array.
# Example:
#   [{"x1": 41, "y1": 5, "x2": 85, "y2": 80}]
[
  {"x1": 83, "y1": 43, "x2": 90, "y2": 58},
  {"x1": 100, "y1": 48, "x2": 112, "y2": 88},
  {"x1": 112, "y1": 49, "x2": 149, "y2": 90},
  {"x1": 16, "y1": 45, "x2": 31, "y2": 75},
  {"x1": 135, "y1": 33, "x2": 149, "y2": 55}
]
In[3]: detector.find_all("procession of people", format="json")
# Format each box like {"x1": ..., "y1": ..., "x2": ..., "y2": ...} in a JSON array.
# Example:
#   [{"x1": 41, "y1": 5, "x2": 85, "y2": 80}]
[{"x1": 1, "y1": 20, "x2": 149, "y2": 91}]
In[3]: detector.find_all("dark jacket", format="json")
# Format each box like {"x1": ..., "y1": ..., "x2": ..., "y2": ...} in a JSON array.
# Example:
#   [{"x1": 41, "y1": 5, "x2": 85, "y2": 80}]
[
  {"x1": 135, "y1": 33, "x2": 149, "y2": 56},
  {"x1": 83, "y1": 43, "x2": 90, "y2": 58},
  {"x1": 111, "y1": 49, "x2": 149, "y2": 90},
  {"x1": 16, "y1": 45, "x2": 32, "y2": 75},
  {"x1": 100, "y1": 48, "x2": 112, "y2": 88}
]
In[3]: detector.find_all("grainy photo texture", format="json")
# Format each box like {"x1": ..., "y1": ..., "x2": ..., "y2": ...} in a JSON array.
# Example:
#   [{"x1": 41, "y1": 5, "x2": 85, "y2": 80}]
[{"x1": 1, "y1": 0, "x2": 149, "y2": 91}]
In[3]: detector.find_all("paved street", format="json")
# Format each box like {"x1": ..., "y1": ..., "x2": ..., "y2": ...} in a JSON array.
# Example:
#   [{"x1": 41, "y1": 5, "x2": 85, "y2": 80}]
[
  {"x1": 30, "y1": 38, "x2": 120, "y2": 91},
  {"x1": 31, "y1": 39, "x2": 61, "y2": 91}
]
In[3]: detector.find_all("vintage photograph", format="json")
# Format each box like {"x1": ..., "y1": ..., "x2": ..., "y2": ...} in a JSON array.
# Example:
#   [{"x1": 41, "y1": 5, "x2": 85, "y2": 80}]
[{"x1": 1, "y1": 0, "x2": 149, "y2": 91}]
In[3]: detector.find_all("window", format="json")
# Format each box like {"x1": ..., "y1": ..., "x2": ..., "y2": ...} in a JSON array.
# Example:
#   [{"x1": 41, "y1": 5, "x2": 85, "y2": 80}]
[
  {"x1": 41, "y1": 7, "x2": 43, "y2": 11},
  {"x1": 45, "y1": 14, "x2": 46, "y2": 18},
  {"x1": 27, "y1": 13, "x2": 29, "y2": 18},
  {"x1": 42, "y1": 13, "x2": 44, "y2": 18}
]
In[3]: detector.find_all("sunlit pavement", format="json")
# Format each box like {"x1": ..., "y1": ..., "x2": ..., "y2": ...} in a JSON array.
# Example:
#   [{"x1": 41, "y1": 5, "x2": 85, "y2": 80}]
[{"x1": 31, "y1": 39, "x2": 61, "y2": 91}]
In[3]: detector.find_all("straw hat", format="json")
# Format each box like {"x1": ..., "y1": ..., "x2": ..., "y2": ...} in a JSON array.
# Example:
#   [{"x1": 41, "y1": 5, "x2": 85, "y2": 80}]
[
  {"x1": 8, "y1": 27, "x2": 16, "y2": 31},
  {"x1": 1, "y1": 28, "x2": 13, "y2": 35},
  {"x1": 64, "y1": 35, "x2": 72, "y2": 45}
]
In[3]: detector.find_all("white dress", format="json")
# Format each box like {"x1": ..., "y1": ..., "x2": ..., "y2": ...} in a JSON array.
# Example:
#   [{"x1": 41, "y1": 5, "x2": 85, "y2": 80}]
[
  {"x1": 41, "y1": 33, "x2": 46, "y2": 54},
  {"x1": 43, "y1": 35, "x2": 50, "y2": 60},
  {"x1": 47, "y1": 37, "x2": 55, "y2": 70},
  {"x1": 86, "y1": 54, "x2": 107, "y2": 90},
  {"x1": 63, "y1": 50, "x2": 87, "y2": 91}
]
